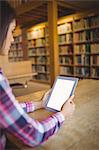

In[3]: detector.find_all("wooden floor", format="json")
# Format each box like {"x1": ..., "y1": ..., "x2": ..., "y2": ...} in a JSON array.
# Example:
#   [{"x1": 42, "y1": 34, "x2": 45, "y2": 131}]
[{"x1": 8, "y1": 79, "x2": 99, "y2": 150}]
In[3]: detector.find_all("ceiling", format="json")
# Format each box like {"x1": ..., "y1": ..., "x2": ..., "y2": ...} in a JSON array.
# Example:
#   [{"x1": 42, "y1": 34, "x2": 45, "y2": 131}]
[{"x1": 9, "y1": 0, "x2": 99, "y2": 28}]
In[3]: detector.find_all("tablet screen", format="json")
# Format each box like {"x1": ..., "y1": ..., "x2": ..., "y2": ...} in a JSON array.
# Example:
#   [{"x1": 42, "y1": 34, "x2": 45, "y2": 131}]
[{"x1": 46, "y1": 77, "x2": 78, "y2": 112}]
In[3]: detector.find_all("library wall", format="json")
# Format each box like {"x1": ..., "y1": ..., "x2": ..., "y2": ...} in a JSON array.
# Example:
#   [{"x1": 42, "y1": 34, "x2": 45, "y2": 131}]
[{"x1": 9, "y1": 12, "x2": 99, "y2": 83}]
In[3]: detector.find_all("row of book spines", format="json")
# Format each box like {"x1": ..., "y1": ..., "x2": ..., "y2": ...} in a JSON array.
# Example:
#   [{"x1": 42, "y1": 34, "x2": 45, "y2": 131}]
[
  {"x1": 9, "y1": 57, "x2": 23, "y2": 62},
  {"x1": 74, "y1": 44, "x2": 99, "y2": 54},
  {"x1": 28, "y1": 50, "x2": 49, "y2": 57},
  {"x1": 13, "y1": 35, "x2": 22, "y2": 43},
  {"x1": 58, "y1": 32, "x2": 99, "y2": 45},
  {"x1": 73, "y1": 16, "x2": 99, "y2": 30},
  {"x1": 28, "y1": 53, "x2": 99, "y2": 65},
  {"x1": 28, "y1": 38, "x2": 49, "y2": 48},
  {"x1": 28, "y1": 44, "x2": 98, "y2": 54},
  {"x1": 27, "y1": 15, "x2": 99, "y2": 38},
  {"x1": 28, "y1": 48, "x2": 98, "y2": 55},
  {"x1": 58, "y1": 34, "x2": 73, "y2": 44},
  {"x1": 27, "y1": 27, "x2": 49, "y2": 39},
  {"x1": 28, "y1": 48, "x2": 49, "y2": 54},
  {"x1": 28, "y1": 28, "x2": 72, "y2": 39},
  {"x1": 32, "y1": 64, "x2": 99, "y2": 78},
  {"x1": 34, "y1": 74, "x2": 50, "y2": 82},
  {"x1": 60, "y1": 66, "x2": 99, "y2": 77},
  {"x1": 13, "y1": 28, "x2": 99, "y2": 49},
  {"x1": 27, "y1": 29, "x2": 45, "y2": 40},
  {"x1": 29, "y1": 57, "x2": 50, "y2": 64},
  {"x1": 27, "y1": 23, "x2": 72, "y2": 39},
  {"x1": 59, "y1": 55, "x2": 99, "y2": 65},
  {"x1": 58, "y1": 16, "x2": 99, "y2": 34},
  {"x1": 91, "y1": 68, "x2": 99, "y2": 77},
  {"x1": 60, "y1": 66, "x2": 90, "y2": 76},
  {"x1": 32, "y1": 65, "x2": 50, "y2": 74},
  {"x1": 10, "y1": 43, "x2": 22, "y2": 51},
  {"x1": 27, "y1": 16, "x2": 99, "y2": 38},
  {"x1": 14, "y1": 15, "x2": 99, "y2": 41},
  {"x1": 34, "y1": 68, "x2": 97, "y2": 79},
  {"x1": 16, "y1": 28, "x2": 99, "y2": 43},
  {"x1": 37, "y1": 66, "x2": 50, "y2": 72},
  {"x1": 59, "y1": 44, "x2": 99, "y2": 54},
  {"x1": 74, "y1": 30, "x2": 99, "y2": 42},
  {"x1": 9, "y1": 51, "x2": 23, "y2": 57},
  {"x1": 74, "y1": 45, "x2": 98, "y2": 53}
]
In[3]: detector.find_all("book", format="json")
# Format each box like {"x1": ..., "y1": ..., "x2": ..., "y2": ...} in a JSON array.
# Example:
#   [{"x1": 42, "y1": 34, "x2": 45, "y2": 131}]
[
  {"x1": 58, "y1": 23, "x2": 72, "y2": 35},
  {"x1": 75, "y1": 67, "x2": 90, "y2": 77},
  {"x1": 60, "y1": 66, "x2": 73, "y2": 75},
  {"x1": 91, "y1": 44, "x2": 99, "y2": 53},
  {"x1": 92, "y1": 67, "x2": 99, "y2": 77},
  {"x1": 91, "y1": 56, "x2": 99, "y2": 65}
]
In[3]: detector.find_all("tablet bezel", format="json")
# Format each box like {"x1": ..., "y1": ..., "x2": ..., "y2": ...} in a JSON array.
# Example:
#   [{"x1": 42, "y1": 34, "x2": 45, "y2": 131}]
[{"x1": 45, "y1": 76, "x2": 78, "y2": 112}]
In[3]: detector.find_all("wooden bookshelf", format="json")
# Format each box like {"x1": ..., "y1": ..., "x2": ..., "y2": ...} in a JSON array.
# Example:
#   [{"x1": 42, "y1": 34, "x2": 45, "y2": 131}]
[
  {"x1": 9, "y1": 27, "x2": 24, "y2": 62},
  {"x1": 27, "y1": 23, "x2": 50, "y2": 83},
  {"x1": 58, "y1": 18, "x2": 74, "y2": 77},
  {"x1": 73, "y1": 13, "x2": 99, "y2": 79},
  {"x1": 9, "y1": 12, "x2": 99, "y2": 82}
]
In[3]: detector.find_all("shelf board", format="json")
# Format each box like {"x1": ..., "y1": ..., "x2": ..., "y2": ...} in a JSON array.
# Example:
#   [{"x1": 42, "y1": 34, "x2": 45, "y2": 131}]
[
  {"x1": 74, "y1": 41, "x2": 99, "y2": 45},
  {"x1": 74, "y1": 53, "x2": 90, "y2": 55},
  {"x1": 59, "y1": 43, "x2": 73, "y2": 46},
  {"x1": 36, "y1": 63, "x2": 50, "y2": 66},
  {"x1": 27, "y1": 36, "x2": 45, "y2": 41},
  {"x1": 59, "y1": 53, "x2": 73, "y2": 56},
  {"x1": 28, "y1": 47, "x2": 36, "y2": 49},
  {"x1": 90, "y1": 53, "x2": 99, "y2": 55},
  {"x1": 36, "y1": 54, "x2": 49, "y2": 56},
  {"x1": 91, "y1": 65, "x2": 99, "y2": 67},
  {"x1": 59, "y1": 73, "x2": 74, "y2": 77},
  {"x1": 74, "y1": 64, "x2": 90, "y2": 67},
  {"x1": 28, "y1": 55, "x2": 37, "y2": 57},
  {"x1": 37, "y1": 71, "x2": 50, "y2": 74},
  {"x1": 58, "y1": 31, "x2": 73, "y2": 35},
  {"x1": 74, "y1": 74, "x2": 90, "y2": 78},
  {"x1": 28, "y1": 46, "x2": 47, "y2": 48},
  {"x1": 35, "y1": 46, "x2": 47, "y2": 48},
  {"x1": 74, "y1": 26, "x2": 99, "y2": 32},
  {"x1": 60, "y1": 64, "x2": 74, "y2": 67}
]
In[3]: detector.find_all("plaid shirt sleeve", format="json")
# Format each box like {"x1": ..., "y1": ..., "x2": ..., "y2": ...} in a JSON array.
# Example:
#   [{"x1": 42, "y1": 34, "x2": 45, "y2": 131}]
[
  {"x1": 0, "y1": 73, "x2": 65, "y2": 147},
  {"x1": 20, "y1": 101, "x2": 35, "y2": 113}
]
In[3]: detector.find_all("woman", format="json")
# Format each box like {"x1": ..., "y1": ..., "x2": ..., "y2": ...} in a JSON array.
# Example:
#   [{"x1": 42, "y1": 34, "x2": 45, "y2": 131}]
[{"x1": 0, "y1": 1, "x2": 75, "y2": 149}]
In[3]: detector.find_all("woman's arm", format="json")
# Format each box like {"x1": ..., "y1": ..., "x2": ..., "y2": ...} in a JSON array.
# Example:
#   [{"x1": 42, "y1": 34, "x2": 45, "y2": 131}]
[
  {"x1": 20, "y1": 101, "x2": 42, "y2": 113},
  {"x1": 0, "y1": 74, "x2": 65, "y2": 147},
  {"x1": 20, "y1": 90, "x2": 51, "y2": 113}
]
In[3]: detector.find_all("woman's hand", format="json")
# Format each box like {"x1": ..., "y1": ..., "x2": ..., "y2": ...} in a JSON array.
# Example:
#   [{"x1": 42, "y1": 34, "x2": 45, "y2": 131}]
[
  {"x1": 32, "y1": 90, "x2": 51, "y2": 111},
  {"x1": 41, "y1": 89, "x2": 51, "y2": 108},
  {"x1": 61, "y1": 95, "x2": 75, "y2": 119}
]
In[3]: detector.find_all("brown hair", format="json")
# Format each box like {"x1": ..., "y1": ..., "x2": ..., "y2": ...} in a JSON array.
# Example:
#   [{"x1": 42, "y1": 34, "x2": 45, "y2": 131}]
[{"x1": 0, "y1": 0, "x2": 16, "y2": 49}]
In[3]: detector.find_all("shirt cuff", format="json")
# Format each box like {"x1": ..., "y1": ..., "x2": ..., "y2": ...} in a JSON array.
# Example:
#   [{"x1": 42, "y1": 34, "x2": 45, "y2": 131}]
[
  {"x1": 26, "y1": 102, "x2": 35, "y2": 112},
  {"x1": 53, "y1": 112, "x2": 65, "y2": 123},
  {"x1": 20, "y1": 102, "x2": 35, "y2": 113}
]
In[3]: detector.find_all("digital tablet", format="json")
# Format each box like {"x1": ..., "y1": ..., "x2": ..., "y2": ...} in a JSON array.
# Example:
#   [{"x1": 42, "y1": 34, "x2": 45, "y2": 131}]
[{"x1": 45, "y1": 76, "x2": 78, "y2": 112}]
